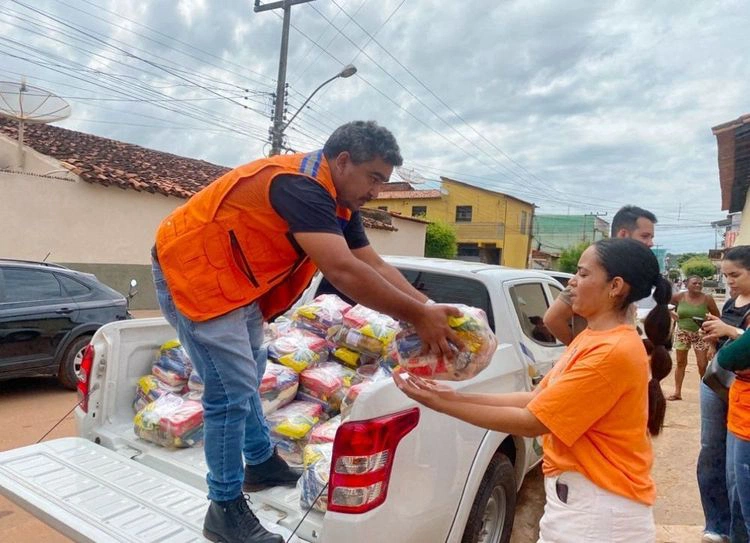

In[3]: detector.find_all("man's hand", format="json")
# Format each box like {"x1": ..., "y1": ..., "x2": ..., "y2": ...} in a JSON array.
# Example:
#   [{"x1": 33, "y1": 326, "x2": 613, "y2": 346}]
[{"x1": 411, "y1": 303, "x2": 464, "y2": 358}]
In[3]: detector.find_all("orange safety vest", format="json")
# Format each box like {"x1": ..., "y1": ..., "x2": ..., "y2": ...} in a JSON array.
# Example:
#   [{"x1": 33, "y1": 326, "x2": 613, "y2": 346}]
[{"x1": 155, "y1": 150, "x2": 351, "y2": 322}]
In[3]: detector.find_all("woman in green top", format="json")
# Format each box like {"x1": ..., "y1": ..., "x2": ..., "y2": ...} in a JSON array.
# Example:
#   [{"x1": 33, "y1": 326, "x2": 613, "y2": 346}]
[{"x1": 668, "y1": 275, "x2": 720, "y2": 400}]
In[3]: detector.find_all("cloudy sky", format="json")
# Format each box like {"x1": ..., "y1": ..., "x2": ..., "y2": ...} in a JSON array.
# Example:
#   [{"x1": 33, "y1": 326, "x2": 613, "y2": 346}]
[{"x1": 1, "y1": 0, "x2": 747, "y2": 253}]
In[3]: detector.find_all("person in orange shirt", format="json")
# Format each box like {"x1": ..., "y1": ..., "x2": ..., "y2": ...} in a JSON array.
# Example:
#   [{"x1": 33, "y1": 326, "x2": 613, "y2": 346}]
[{"x1": 394, "y1": 238, "x2": 673, "y2": 542}]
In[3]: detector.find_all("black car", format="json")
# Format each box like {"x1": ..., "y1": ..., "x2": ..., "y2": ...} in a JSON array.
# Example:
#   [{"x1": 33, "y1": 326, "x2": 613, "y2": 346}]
[{"x1": 0, "y1": 259, "x2": 132, "y2": 389}]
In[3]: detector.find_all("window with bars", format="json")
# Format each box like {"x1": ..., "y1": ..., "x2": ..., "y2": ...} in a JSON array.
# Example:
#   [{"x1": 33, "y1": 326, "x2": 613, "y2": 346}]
[
  {"x1": 412, "y1": 205, "x2": 427, "y2": 217},
  {"x1": 455, "y1": 205, "x2": 473, "y2": 222}
]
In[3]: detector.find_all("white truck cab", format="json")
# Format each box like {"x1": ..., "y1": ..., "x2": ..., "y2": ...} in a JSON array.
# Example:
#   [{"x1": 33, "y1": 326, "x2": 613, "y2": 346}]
[{"x1": 0, "y1": 257, "x2": 566, "y2": 543}]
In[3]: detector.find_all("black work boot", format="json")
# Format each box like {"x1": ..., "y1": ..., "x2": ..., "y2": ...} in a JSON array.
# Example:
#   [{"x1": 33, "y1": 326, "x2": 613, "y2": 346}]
[
  {"x1": 243, "y1": 449, "x2": 302, "y2": 492},
  {"x1": 203, "y1": 495, "x2": 283, "y2": 543}
]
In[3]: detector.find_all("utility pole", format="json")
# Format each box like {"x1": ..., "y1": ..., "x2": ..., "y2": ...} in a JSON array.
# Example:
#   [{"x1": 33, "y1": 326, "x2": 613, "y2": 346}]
[{"x1": 254, "y1": 0, "x2": 315, "y2": 155}]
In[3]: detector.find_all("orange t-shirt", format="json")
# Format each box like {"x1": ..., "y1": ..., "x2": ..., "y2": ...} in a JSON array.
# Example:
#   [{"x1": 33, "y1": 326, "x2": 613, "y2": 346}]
[
  {"x1": 728, "y1": 379, "x2": 750, "y2": 439},
  {"x1": 527, "y1": 325, "x2": 655, "y2": 505}
]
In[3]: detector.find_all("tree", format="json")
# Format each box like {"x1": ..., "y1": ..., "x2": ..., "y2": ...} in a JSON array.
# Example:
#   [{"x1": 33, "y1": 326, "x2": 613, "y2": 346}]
[
  {"x1": 558, "y1": 242, "x2": 590, "y2": 273},
  {"x1": 667, "y1": 268, "x2": 681, "y2": 282},
  {"x1": 424, "y1": 221, "x2": 457, "y2": 259},
  {"x1": 681, "y1": 256, "x2": 716, "y2": 279},
  {"x1": 675, "y1": 252, "x2": 704, "y2": 267}
]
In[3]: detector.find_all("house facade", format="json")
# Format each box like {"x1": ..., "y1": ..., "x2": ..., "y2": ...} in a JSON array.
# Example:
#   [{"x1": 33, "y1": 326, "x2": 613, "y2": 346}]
[
  {"x1": 371, "y1": 177, "x2": 534, "y2": 268},
  {"x1": 712, "y1": 114, "x2": 750, "y2": 245}
]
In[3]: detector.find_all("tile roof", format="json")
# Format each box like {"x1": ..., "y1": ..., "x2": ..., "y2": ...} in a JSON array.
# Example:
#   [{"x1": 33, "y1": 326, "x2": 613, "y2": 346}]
[
  {"x1": 0, "y1": 117, "x2": 229, "y2": 198},
  {"x1": 360, "y1": 207, "x2": 398, "y2": 231},
  {"x1": 380, "y1": 181, "x2": 414, "y2": 192},
  {"x1": 374, "y1": 189, "x2": 442, "y2": 199}
]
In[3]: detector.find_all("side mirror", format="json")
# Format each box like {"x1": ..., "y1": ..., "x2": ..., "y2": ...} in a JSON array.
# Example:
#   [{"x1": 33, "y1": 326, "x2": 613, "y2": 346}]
[{"x1": 127, "y1": 279, "x2": 138, "y2": 299}]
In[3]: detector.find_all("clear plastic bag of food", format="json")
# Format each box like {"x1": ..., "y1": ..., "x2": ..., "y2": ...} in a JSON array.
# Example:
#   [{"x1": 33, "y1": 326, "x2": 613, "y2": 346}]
[
  {"x1": 267, "y1": 330, "x2": 329, "y2": 373},
  {"x1": 297, "y1": 363, "x2": 357, "y2": 414},
  {"x1": 309, "y1": 414, "x2": 342, "y2": 444},
  {"x1": 133, "y1": 393, "x2": 204, "y2": 448},
  {"x1": 152, "y1": 339, "x2": 192, "y2": 387},
  {"x1": 260, "y1": 363, "x2": 299, "y2": 415},
  {"x1": 133, "y1": 374, "x2": 183, "y2": 412},
  {"x1": 395, "y1": 304, "x2": 497, "y2": 381},
  {"x1": 298, "y1": 442, "x2": 333, "y2": 512},
  {"x1": 267, "y1": 400, "x2": 325, "y2": 465},
  {"x1": 292, "y1": 294, "x2": 352, "y2": 337},
  {"x1": 340, "y1": 381, "x2": 371, "y2": 419},
  {"x1": 328, "y1": 305, "x2": 400, "y2": 357}
]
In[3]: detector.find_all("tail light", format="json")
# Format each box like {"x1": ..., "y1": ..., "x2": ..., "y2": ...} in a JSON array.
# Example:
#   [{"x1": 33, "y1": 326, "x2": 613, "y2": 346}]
[
  {"x1": 328, "y1": 408, "x2": 419, "y2": 514},
  {"x1": 77, "y1": 344, "x2": 95, "y2": 413}
]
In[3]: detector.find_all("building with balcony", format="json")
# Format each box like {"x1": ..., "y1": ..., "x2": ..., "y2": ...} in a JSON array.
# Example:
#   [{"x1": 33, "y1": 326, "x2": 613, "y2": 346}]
[{"x1": 371, "y1": 177, "x2": 534, "y2": 268}]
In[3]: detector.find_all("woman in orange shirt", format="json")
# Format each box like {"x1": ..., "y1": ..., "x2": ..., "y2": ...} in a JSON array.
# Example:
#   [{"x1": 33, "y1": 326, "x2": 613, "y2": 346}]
[{"x1": 394, "y1": 238, "x2": 673, "y2": 542}]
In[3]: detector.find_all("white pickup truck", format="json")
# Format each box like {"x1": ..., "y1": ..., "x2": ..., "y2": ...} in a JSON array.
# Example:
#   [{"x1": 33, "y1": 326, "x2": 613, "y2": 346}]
[{"x1": 0, "y1": 256, "x2": 567, "y2": 543}]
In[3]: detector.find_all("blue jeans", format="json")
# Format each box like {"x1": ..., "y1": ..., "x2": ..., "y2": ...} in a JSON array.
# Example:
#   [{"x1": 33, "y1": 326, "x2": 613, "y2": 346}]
[
  {"x1": 699, "y1": 382, "x2": 748, "y2": 542},
  {"x1": 152, "y1": 258, "x2": 273, "y2": 502},
  {"x1": 728, "y1": 432, "x2": 750, "y2": 536}
]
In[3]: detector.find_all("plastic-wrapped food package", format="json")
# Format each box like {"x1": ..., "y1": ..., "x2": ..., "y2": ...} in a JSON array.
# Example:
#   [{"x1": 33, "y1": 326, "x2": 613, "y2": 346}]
[
  {"x1": 185, "y1": 370, "x2": 204, "y2": 401},
  {"x1": 292, "y1": 294, "x2": 352, "y2": 337},
  {"x1": 268, "y1": 330, "x2": 329, "y2": 373},
  {"x1": 309, "y1": 414, "x2": 342, "y2": 444},
  {"x1": 327, "y1": 305, "x2": 400, "y2": 358},
  {"x1": 340, "y1": 382, "x2": 371, "y2": 419},
  {"x1": 152, "y1": 340, "x2": 193, "y2": 387},
  {"x1": 331, "y1": 346, "x2": 379, "y2": 369},
  {"x1": 267, "y1": 316, "x2": 295, "y2": 341},
  {"x1": 267, "y1": 400, "x2": 324, "y2": 465},
  {"x1": 133, "y1": 393, "x2": 204, "y2": 448},
  {"x1": 396, "y1": 304, "x2": 497, "y2": 381},
  {"x1": 298, "y1": 363, "x2": 357, "y2": 414},
  {"x1": 298, "y1": 443, "x2": 333, "y2": 513},
  {"x1": 260, "y1": 363, "x2": 299, "y2": 415},
  {"x1": 133, "y1": 374, "x2": 183, "y2": 412}
]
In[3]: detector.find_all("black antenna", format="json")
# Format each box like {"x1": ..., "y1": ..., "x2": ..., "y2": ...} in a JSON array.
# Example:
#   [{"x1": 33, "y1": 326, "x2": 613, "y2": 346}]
[{"x1": 42, "y1": 251, "x2": 51, "y2": 262}]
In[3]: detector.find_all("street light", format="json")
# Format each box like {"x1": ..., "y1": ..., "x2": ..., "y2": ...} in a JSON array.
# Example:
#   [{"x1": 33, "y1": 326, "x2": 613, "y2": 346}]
[{"x1": 270, "y1": 64, "x2": 357, "y2": 155}]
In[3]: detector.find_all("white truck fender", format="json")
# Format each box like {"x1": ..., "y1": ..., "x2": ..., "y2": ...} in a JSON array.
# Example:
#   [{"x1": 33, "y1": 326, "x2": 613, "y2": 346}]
[{"x1": 444, "y1": 430, "x2": 530, "y2": 542}]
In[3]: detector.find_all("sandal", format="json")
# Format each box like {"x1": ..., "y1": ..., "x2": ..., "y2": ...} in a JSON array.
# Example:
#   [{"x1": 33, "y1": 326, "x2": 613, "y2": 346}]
[{"x1": 667, "y1": 394, "x2": 682, "y2": 401}]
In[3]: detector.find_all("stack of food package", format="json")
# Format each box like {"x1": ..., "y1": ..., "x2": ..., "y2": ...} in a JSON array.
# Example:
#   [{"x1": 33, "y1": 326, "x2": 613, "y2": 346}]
[
  {"x1": 298, "y1": 442, "x2": 333, "y2": 513},
  {"x1": 395, "y1": 304, "x2": 497, "y2": 380},
  {"x1": 133, "y1": 340, "x2": 205, "y2": 448}
]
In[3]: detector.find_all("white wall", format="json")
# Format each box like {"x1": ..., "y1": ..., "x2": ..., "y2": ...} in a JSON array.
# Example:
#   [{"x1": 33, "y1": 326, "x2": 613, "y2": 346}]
[
  {"x1": 0, "y1": 139, "x2": 184, "y2": 265},
  {"x1": 367, "y1": 216, "x2": 427, "y2": 257}
]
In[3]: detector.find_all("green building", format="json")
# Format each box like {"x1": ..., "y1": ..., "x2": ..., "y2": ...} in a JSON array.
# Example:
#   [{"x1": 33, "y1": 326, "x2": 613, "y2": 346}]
[{"x1": 533, "y1": 214, "x2": 610, "y2": 257}]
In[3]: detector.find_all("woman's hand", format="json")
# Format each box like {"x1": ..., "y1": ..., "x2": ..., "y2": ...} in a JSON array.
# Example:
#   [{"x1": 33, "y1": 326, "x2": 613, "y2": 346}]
[
  {"x1": 702, "y1": 314, "x2": 740, "y2": 341},
  {"x1": 393, "y1": 369, "x2": 455, "y2": 410}
]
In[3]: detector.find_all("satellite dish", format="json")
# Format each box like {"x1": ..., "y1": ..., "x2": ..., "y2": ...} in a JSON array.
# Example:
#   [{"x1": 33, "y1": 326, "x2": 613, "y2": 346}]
[
  {"x1": 396, "y1": 166, "x2": 428, "y2": 185},
  {"x1": 0, "y1": 80, "x2": 71, "y2": 168}
]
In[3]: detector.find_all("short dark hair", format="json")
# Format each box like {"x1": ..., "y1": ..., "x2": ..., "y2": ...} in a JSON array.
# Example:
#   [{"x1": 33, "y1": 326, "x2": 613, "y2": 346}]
[
  {"x1": 724, "y1": 245, "x2": 750, "y2": 270},
  {"x1": 323, "y1": 121, "x2": 403, "y2": 166},
  {"x1": 611, "y1": 205, "x2": 658, "y2": 236}
]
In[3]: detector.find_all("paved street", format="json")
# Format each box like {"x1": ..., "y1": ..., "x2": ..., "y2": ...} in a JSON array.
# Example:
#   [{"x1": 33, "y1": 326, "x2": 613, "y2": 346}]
[{"x1": 1, "y1": 351, "x2": 708, "y2": 542}]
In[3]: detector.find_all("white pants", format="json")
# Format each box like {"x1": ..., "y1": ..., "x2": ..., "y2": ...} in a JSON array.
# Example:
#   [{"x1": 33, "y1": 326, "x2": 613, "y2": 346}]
[{"x1": 537, "y1": 472, "x2": 655, "y2": 543}]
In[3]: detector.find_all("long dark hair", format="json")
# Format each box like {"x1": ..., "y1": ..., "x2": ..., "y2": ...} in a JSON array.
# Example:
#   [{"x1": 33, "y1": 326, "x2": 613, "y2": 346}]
[{"x1": 594, "y1": 238, "x2": 673, "y2": 436}]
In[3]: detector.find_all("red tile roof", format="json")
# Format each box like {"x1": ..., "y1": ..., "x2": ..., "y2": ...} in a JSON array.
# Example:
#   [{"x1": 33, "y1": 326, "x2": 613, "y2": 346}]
[
  {"x1": 380, "y1": 181, "x2": 414, "y2": 192},
  {"x1": 0, "y1": 117, "x2": 229, "y2": 198}
]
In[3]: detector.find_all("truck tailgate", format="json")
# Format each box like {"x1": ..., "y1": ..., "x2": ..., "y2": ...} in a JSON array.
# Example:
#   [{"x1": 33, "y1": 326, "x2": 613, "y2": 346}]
[{"x1": 0, "y1": 437, "x2": 304, "y2": 543}]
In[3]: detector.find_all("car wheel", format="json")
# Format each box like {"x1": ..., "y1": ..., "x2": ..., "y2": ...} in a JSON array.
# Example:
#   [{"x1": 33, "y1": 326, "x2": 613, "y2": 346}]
[
  {"x1": 58, "y1": 335, "x2": 92, "y2": 390},
  {"x1": 461, "y1": 451, "x2": 517, "y2": 543}
]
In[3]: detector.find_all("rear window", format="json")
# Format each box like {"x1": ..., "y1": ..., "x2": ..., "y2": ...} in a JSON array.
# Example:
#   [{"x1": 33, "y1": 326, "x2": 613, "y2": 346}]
[
  {"x1": 315, "y1": 269, "x2": 495, "y2": 332},
  {"x1": 0, "y1": 267, "x2": 64, "y2": 303},
  {"x1": 58, "y1": 275, "x2": 92, "y2": 297}
]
